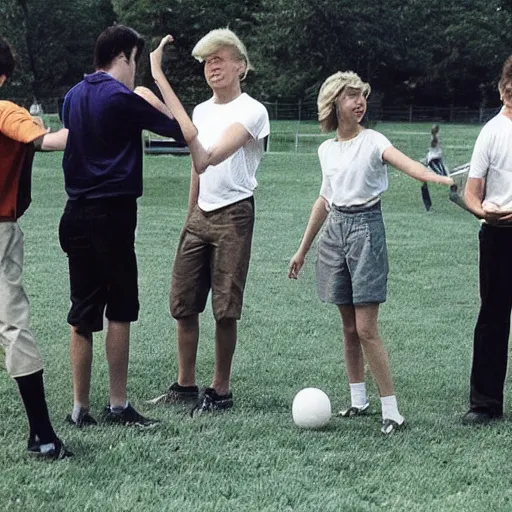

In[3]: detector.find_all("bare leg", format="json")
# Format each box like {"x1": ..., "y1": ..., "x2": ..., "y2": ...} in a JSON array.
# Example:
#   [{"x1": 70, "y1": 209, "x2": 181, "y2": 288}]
[
  {"x1": 337, "y1": 305, "x2": 364, "y2": 383},
  {"x1": 177, "y1": 314, "x2": 199, "y2": 387},
  {"x1": 354, "y1": 304, "x2": 394, "y2": 397},
  {"x1": 211, "y1": 318, "x2": 237, "y2": 396},
  {"x1": 70, "y1": 326, "x2": 93, "y2": 408},
  {"x1": 105, "y1": 321, "x2": 130, "y2": 408}
]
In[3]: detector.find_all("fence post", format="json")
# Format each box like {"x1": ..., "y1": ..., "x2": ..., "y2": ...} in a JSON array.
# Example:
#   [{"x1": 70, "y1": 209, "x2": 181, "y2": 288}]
[
  {"x1": 274, "y1": 101, "x2": 278, "y2": 121},
  {"x1": 408, "y1": 105, "x2": 413, "y2": 123}
]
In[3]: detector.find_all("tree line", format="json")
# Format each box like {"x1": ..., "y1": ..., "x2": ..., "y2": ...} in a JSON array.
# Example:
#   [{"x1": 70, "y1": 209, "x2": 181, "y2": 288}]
[{"x1": 1, "y1": 0, "x2": 512, "y2": 110}]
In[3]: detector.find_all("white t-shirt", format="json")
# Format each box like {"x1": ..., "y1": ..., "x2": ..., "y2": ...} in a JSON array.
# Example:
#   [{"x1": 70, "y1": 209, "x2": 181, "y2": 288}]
[
  {"x1": 193, "y1": 93, "x2": 270, "y2": 211},
  {"x1": 318, "y1": 129, "x2": 392, "y2": 207},
  {"x1": 427, "y1": 144, "x2": 442, "y2": 163},
  {"x1": 469, "y1": 112, "x2": 512, "y2": 209}
]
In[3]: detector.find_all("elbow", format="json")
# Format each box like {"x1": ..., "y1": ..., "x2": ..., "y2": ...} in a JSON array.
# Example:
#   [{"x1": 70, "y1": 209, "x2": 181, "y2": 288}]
[
  {"x1": 195, "y1": 163, "x2": 207, "y2": 175},
  {"x1": 195, "y1": 149, "x2": 215, "y2": 174}
]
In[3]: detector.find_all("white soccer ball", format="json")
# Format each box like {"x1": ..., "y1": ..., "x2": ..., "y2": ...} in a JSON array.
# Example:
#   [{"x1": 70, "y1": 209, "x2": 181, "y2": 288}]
[{"x1": 292, "y1": 388, "x2": 332, "y2": 429}]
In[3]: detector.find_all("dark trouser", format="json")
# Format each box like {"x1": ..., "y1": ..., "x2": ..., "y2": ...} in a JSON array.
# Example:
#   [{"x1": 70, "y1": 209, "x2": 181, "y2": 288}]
[
  {"x1": 59, "y1": 197, "x2": 139, "y2": 333},
  {"x1": 420, "y1": 159, "x2": 448, "y2": 211},
  {"x1": 469, "y1": 224, "x2": 512, "y2": 415},
  {"x1": 421, "y1": 184, "x2": 432, "y2": 211}
]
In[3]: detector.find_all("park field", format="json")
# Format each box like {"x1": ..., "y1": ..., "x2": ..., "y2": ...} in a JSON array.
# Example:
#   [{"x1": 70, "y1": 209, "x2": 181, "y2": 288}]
[{"x1": 1, "y1": 123, "x2": 510, "y2": 512}]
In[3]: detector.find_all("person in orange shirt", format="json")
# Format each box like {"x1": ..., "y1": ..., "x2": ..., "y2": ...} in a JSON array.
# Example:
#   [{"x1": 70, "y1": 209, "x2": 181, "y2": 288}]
[{"x1": 0, "y1": 37, "x2": 71, "y2": 459}]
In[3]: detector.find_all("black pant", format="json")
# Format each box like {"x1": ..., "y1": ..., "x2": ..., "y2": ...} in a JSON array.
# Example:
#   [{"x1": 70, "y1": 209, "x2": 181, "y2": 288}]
[
  {"x1": 469, "y1": 224, "x2": 512, "y2": 414},
  {"x1": 420, "y1": 159, "x2": 448, "y2": 211},
  {"x1": 59, "y1": 196, "x2": 139, "y2": 333}
]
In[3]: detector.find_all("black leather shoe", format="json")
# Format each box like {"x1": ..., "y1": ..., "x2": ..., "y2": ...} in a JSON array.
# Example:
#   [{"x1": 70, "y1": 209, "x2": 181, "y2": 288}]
[{"x1": 462, "y1": 410, "x2": 502, "y2": 425}]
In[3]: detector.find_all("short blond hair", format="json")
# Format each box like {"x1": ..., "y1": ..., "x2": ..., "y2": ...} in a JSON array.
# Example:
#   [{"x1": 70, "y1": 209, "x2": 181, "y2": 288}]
[
  {"x1": 317, "y1": 71, "x2": 371, "y2": 132},
  {"x1": 192, "y1": 28, "x2": 252, "y2": 80}
]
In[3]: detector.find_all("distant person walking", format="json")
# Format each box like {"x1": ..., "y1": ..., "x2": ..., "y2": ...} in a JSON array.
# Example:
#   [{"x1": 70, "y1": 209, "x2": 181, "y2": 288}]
[
  {"x1": 462, "y1": 56, "x2": 512, "y2": 425},
  {"x1": 421, "y1": 124, "x2": 449, "y2": 211},
  {"x1": 288, "y1": 71, "x2": 453, "y2": 434}
]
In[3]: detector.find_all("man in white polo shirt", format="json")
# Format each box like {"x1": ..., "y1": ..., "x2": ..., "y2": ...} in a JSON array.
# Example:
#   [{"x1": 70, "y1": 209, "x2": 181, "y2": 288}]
[
  {"x1": 463, "y1": 55, "x2": 512, "y2": 425},
  {"x1": 148, "y1": 29, "x2": 270, "y2": 414}
]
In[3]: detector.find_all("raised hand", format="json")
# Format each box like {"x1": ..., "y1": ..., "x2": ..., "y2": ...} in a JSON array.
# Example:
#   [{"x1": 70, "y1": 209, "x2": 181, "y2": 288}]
[{"x1": 150, "y1": 35, "x2": 174, "y2": 77}]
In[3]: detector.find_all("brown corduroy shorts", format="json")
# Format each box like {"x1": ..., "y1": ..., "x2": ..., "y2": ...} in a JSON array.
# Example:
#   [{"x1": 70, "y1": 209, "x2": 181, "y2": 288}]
[{"x1": 170, "y1": 197, "x2": 255, "y2": 321}]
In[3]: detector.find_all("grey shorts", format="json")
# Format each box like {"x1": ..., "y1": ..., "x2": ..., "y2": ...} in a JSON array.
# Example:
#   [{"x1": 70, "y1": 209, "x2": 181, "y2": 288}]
[{"x1": 316, "y1": 201, "x2": 388, "y2": 305}]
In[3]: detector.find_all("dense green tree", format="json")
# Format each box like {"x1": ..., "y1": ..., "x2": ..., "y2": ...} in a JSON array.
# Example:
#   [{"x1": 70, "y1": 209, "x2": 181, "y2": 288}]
[
  {"x1": 0, "y1": 0, "x2": 116, "y2": 103},
  {"x1": 114, "y1": 0, "x2": 264, "y2": 104},
  {"x1": 258, "y1": 0, "x2": 512, "y2": 107},
  {"x1": 2, "y1": 0, "x2": 512, "y2": 109},
  {"x1": 0, "y1": 1, "x2": 32, "y2": 100}
]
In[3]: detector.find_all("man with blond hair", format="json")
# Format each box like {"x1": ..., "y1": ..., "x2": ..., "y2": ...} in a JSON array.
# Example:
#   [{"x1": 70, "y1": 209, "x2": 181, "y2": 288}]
[{"x1": 148, "y1": 29, "x2": 270, "y2": 415}]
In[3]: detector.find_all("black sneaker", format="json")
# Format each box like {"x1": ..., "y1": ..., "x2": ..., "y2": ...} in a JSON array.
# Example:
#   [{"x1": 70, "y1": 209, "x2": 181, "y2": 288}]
[
  {"x1": 146, "y1": 382, "x2": 199, "y2": 405},
  {"x1": 191, "y1": 388, "x2": 233, "y2": 418},
  {"x1": 338, "y1": 402, "x2": 370, "y2": 418},
  {"x1": 462, "y1": 409, "x2": 502, "y2": 426},
  {"x1": 381, "y1": 418, "x2": 406, "y2": 435},
  {"x1": 66, "y1": 407, "x2": 97, "y2": 427},
  {"x1": 27, "y1": 437, "x2": 73, "y2": 460},
  {"x1": 101, "y1": 403, "x2": 159, "y2": 427},
  {"x1": 27, "y1": 434, "x2": 40, "y2": 454}
]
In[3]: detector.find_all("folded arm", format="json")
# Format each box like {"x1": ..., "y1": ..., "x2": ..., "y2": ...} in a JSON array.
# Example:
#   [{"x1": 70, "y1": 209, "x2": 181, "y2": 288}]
[{"x1": 465, "y1": 177, "x2": 512, "y2": 223}]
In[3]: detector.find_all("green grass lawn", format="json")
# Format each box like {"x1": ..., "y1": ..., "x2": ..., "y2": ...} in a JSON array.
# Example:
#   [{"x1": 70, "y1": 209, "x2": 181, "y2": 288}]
[
  {"x1": 268, "y1": 121, "x2": 481, "y2": 166},
  {"x1": 2, "y1": 125, "x2": 510, "y2": 511}
]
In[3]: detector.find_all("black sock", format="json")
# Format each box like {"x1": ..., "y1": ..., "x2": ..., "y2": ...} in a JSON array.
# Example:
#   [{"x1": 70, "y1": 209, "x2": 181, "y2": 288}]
[{"x1": 15, "y1": 370, "x2": 57, "y2": 444}]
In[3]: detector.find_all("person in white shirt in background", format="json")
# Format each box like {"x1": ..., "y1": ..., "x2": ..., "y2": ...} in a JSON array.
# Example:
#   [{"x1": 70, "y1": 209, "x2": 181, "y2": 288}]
[
  {"x1": 420, "y1": 124, "x2": 449, "y2": 211},
  {"x1": 288, "y1": 71, "x2": 453, "y2": 435},
  {"x1": 462, "y1": 56, "x2": 512, "y2": 425},
  {"x1": 146, "y1": 29, "x2": 270, "y2": 415}
]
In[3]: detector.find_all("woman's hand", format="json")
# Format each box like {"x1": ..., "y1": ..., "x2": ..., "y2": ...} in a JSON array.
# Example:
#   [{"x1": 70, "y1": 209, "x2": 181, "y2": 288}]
[
  {"x1": 288, "y1": 250, "x2": 307, "y2": 279},
  {"x1": 436, "y1": 175, "x2": 455, "y2": 186}
]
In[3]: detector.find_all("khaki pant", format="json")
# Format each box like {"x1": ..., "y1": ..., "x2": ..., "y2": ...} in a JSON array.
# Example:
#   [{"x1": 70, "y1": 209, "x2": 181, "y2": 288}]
[{"x1": 0, "y1": 222, "x2": 43, "y2": 378}]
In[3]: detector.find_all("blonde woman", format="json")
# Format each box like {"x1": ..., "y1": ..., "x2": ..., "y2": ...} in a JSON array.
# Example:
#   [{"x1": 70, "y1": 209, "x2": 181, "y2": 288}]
[{"x1": 288, "y1": 71, "x2": 453, "y2": 434}]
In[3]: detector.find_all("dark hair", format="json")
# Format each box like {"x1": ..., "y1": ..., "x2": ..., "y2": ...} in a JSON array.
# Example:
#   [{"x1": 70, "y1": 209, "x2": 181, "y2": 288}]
[
  {"x1": 93, "y1": 25, "x2": 145, "y2": 70},
  {"x1": 0, "y1": 38, "x2": 16, "y2": 79},
  {"x1": 499, "y1": 55, "x2": 512, "y2": 92}
]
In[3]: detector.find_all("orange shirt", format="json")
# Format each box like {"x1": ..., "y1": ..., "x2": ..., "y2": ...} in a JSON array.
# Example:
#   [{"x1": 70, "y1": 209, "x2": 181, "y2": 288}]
[{"x1": 0, "y1": 101, "x2": 47, "y2": 220}]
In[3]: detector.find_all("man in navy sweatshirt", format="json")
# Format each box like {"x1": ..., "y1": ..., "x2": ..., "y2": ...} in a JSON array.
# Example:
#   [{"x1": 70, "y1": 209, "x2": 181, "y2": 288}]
[{"x1": 59, "y1": 25, "x2": 183, "y2": 427}]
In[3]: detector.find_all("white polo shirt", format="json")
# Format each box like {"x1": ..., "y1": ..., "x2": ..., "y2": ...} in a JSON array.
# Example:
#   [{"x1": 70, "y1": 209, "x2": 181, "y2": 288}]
[{"x1": 193, "y1": 93, "x2": 270, "y2": 212}]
